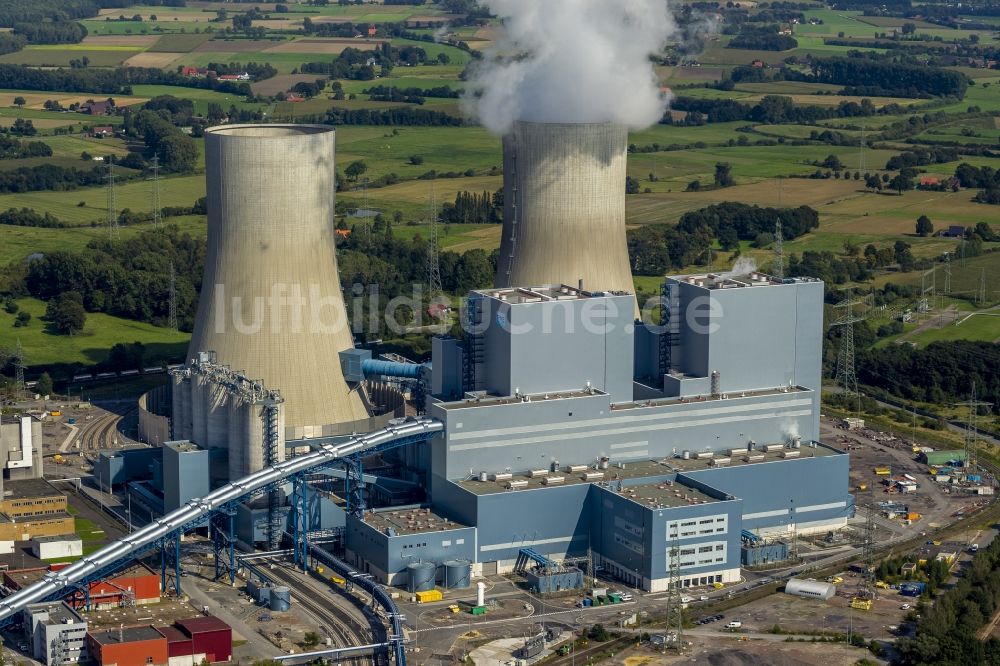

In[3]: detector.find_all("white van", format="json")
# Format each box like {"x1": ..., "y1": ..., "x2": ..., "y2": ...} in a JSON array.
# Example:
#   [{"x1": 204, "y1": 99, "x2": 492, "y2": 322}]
[{"x1": 725, "y1": 620, "x2": 742, "y2": 630}]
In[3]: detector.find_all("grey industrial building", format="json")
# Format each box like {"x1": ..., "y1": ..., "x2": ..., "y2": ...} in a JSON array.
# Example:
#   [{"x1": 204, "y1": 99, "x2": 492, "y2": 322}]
[
  {"x1": 23, "y1": 601, "x2": 88, "y2": 665},
  {"x1": 344, "y1": 274, "x2": 853, "y2": 591}
]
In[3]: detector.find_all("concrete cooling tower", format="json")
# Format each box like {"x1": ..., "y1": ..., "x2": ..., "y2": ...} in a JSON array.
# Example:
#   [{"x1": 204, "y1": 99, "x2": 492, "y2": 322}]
[
  {"x1": 187, "y1": 124, "x2": 368, "y2": 434},
  {"x1": 495, "y1": 121, "x2": 634, "y2": 297}
]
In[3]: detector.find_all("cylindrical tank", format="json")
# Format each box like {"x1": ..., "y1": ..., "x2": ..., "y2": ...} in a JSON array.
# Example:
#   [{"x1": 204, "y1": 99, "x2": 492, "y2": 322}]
[
  {"x1": 269, "y1": 586, "x2": 291, "y2": 611},
  {"x1": 189, "y1": 125, "x2": 368, "y2": 443},
  {"x1": 443, "y1": 560, "x2": 472, "y2": 589},
  {"x1": 682, "y1": 450, "x2": 691, "y2": 460},
  {"x1": 189, "y1": 373, "x2": 208, "y2": 448},
  {"x1": 407, "y1": 561, "x2": 436, "y2": 593},
  {"x1": 170, "y1": 373, "x2": 191, "y2": 441},
  {"x1": 495, "y1": 121, "x2": 633, "y2": 302},
  {"x1": 205, "y1": 381, "x2": 229, "y2": 451},
  {"x1": 227, "y1": 399, "x2": 247, "y2": 481}
]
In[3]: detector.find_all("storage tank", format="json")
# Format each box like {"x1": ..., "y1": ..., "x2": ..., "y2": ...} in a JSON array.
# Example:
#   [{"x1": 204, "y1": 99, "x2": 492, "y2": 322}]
[
  {"x1": 269, "y1": 586, "x2": 291, "y2": 611},
  {"x1": 443, "y1": 560, "x2": 472, "y2": 589},
  {"x1": 188, "y1": 125, "x2": 367, "y2": 442},
  {"x1": 495, "y1": 121, "x2": 633, "y2": 302},
  {"x1": 407, "y1": 561, "x2": 437, "y2": 593}
]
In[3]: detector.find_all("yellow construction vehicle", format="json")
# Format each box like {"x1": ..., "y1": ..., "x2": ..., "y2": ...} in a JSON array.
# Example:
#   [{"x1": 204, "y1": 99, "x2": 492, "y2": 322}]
[{"x1": 851, "y1": 598, "x2": 873, "y2": 611}]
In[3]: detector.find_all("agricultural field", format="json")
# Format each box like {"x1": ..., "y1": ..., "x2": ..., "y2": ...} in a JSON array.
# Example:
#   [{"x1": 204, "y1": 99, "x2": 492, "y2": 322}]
[{"x1": 2, "y1": 0, "x2": 1000, "y2": 372}]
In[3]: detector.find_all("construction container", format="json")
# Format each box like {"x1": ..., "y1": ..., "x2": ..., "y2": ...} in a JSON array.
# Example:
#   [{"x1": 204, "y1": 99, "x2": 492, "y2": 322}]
[
  {"x1": 471, "y1": 605, "x2": 487, "y2": 615},
  {"x1": 907, "y1": 512, "x2": 921, "y2": 521},
  {"x1": 608, "y1": 593, "x2": 622, "y2": 603},
  {"x1": 874, "y1": 467, "x2": 891, "y2": 476},
  {"x1": 582, "y1": 598, "x2": 593, "y2": 607},
  {"x1": 415, "y1": 589, "x2": 443, "y2": 604}
]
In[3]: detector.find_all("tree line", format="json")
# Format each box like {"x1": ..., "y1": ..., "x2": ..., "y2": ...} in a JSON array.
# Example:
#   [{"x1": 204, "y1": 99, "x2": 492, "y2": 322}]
[
  {"x1": 672, "y1": 92, "x2": 885, "y2": 126},
  {"x1": 859, "y1": 340, "x2": 1000, "y2": 407},
  {"x1": 0, "y1": 0, "x2": 99, "y2": 26},
  {"x1": 0, "y1": 136, "x2": 52, "y2": 160},
  {"x1": 439, "y1": 190, "x2": 502, "y2": 225},
  {"x1": 0, "y1": 63, "x2": 253, "y2": 97},
  {"x1": 786, "y1": 54, "x2": 969, "y2": 99},
  {"x1": 898, "y1": 536, "x2": 1000, "y2": 664}
]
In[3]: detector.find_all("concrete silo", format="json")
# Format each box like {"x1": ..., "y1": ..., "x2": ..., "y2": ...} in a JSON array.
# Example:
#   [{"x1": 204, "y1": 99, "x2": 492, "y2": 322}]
[
  {"x1": 188, "y1": 125, "x2": 367, "y2": 434},
  {"x1": 494, "y1": 121, "x2": 634, "y2": 297}
]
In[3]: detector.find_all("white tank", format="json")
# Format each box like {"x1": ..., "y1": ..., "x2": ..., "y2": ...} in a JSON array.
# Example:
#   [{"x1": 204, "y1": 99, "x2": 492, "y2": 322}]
[
  {"x1": 495, "y1": 121, "x2": 633, "y2": 301},
  {"x1": 188, "y1": 124, "x2": 367, "y2": 434}
]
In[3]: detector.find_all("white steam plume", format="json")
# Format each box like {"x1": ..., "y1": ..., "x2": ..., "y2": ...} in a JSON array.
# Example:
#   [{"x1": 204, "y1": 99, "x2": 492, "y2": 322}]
[{"x1": 463, "y1": 0, "x2": 677, "y2": 135}]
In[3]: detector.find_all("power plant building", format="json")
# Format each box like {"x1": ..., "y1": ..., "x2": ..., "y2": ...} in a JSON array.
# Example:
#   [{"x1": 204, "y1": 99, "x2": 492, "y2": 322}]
[{"x1": 346, "y1": 275, "x2": 853, "y2": 591}]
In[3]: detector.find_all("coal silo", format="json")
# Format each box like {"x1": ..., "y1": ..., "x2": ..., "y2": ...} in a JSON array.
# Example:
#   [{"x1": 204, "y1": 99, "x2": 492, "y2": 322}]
[
  {"x1": 495, "y1": 121, "x2": 633, "y2": 297},
  {"x1": 188, "y1": 125, "x2": 368, "y2": 434}
]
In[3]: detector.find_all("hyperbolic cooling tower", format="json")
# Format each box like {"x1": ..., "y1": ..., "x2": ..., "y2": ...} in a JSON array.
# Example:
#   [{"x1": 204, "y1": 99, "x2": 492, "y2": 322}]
[
  {"x1": 494, "y1": 121, "x2": 634, "y2": 296},
  {"x1": 188, "y1": 124, "x2": 367, "y2": 431}
]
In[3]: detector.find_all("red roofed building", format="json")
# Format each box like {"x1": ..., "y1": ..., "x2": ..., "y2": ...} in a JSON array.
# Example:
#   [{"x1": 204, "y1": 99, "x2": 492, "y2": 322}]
[
  {"x1": 156, "y1": 625, "x2": 195, "y2": 665},
  {"x1": 180, "y1": 66, "x2": 201, "y2": 77},
  {"x1": 174, "y1": 616, "x2": 231, "y2": 663}
]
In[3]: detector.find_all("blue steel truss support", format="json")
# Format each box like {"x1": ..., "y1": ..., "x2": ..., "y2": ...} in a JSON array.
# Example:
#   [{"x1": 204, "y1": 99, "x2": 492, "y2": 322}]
[
  {"x1": 0, "y1": 418, "x2": 443, "y2": 628},
  {"x1": 290, "y1": 473, "x2": 310, "y2": 571},
  {"x1": 263, "y1": 399, "x2": 283, "y2": 552},
  {"x1": 173, "y1": 536, "x2": 182, "y2": 597},
  {"x1": 345, "y1": 456, "x2": 366, "y2": 519},
  {"x1": 210, "y1": 504, "x2": 239, "y2": 584}
]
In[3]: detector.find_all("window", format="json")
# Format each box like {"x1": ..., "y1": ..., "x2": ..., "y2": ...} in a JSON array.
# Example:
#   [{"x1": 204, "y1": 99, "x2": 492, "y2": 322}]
[
  {"x1": 699, "y1": 519, "x2": 714, "y2": 524},
  {"x1": 698, "y1": 546, "x2": 713, "y2": 553},
  {"x1": 456, "y1": 539, "x2": 465, "y2": 545},
  {"x1": 716, "y1": 545, "x2": 724, "y2": 551}
]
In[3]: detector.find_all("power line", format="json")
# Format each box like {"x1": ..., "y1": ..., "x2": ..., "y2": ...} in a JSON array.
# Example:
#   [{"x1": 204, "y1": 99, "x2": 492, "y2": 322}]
[
  {"x1": 168, "y1": 261, "x2": 178, "y2": 331},
  {"x1": 150, "y1": 155, "x2": 162, "y2": 227},
  {"x1": 978, "y1": 268, "x2": 987, "y2": 306},
  {"x1": 943, "y1": 254, "x2": 952, "y2": 295},
  {"x1": 664, "y1": 536, "x2": 684, "y2": 651},
  {"x1": 957, "y1": 381, "x2": 989, "y2": 481},
  {"x1": 106, "y1": 160, "x2": 118, "y2": 240},
  {"x1": 833, "y1": 296, "x2": 863, "y2": 412},
  {"x1": 13, "y1": 339, "x2": 24, "y2": 394},
  {"x1": 425, "y1": 188, "x2": 442, "y2": 299},
  {"x1": 773, "y1": 219, "x2": 784, "y2": 279}
]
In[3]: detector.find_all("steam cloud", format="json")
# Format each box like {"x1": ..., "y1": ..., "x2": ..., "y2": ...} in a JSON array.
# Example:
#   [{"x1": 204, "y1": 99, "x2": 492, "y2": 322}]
[{"x1": 463, "y1": 0, "x2": 677, "y2": 134}]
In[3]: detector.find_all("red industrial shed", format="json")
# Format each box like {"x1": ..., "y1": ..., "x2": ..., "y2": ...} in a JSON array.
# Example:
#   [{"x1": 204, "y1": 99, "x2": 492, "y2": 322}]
[{"x1": 174, "y1": 616, "x2": 232, "y2": 663}]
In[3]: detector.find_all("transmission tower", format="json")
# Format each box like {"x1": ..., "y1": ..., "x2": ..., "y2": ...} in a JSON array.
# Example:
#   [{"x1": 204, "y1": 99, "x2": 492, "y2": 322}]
[
  {"x1": 978, "y1": 268, "x2": 987, "y2": 306},
  {"x1": 13, "y1": 339, "x2": 25, "y2": 394},
  {"x1": 664, "y1": 537, "x2": 684, "y2": 651},
  {"x1": 919, "y1": 267, "x2": 935, "y2": 312},
  {"x1": 106, "y1": 160, "x2": 118, "y2": 240},
  {"x1": 856, "y1": 500, "x2": 877, "y2": 601},
  {"x1": 425, "y1": 189, "x2": 442, "y2": 299},
  {"x1": 150, "y1": 155, "x2": 162, "y2": 227},
  {"x1": 168, "y1": 262, "x2": 178, "y2": 331},
  {"x1": 833, "y1": 296, "x2": 863, "y2": 411},
  {"x1": 773, "y1": 219, "x2": 784, "y2": 279},
  {"x1": 944, "y1": 254, "x2": 952, "y2": 295},
  {"x1": 361, "y1": 177, "x2": 371, "y2": 240},
  {"x1": 957, "y1": 382, "x2": 990, "y2": 480}
]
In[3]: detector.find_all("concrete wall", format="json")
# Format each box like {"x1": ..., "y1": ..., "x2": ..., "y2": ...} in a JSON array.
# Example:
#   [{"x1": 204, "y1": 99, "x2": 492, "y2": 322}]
[
  {"x1": 478, "y1": 291, "x2": 635, "y2": 403},
  {"x1": 680, "y1": 451, "x2": 853, "y2": 535},
  {"x1": 138, "y1": 386, "x2": 171, "y2": 446},
  {"x1": 430, "y1": 388, "x2": 815, "y2": 480},
  {"x1": 189, "y1": 124, "x2": 367, "y2": 431},
  {"x1": 494, "y1": 122, "x2": 634, "y2": 301}
]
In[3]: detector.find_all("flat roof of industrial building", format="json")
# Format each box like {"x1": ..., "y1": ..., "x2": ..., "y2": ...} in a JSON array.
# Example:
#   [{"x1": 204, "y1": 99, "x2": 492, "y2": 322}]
[
  {"x1": 90, "y1": 625, "x2": 164, "y2": 645},
  {"x1": 613, "y1": 480, "x2": 720, "y2": 509},
  {"x1": 362, "y1": 506, "x2": 468, "y2": 536},
  {"x1": 438, "y1": 387, "x2": 607, "y2": 411},
  {"x1": 666, "y1": 441, "x2": 841, "y2": 473},
  {"x1": 32, "y1": 534, "x2": 81, "y2": 544},
  {"x1": 612, "y1": 386, "x2": 809, "y2": 412},
  {"x1": 175, "y1": 616, "x2": 229, "y2": 634},
  {"x1": 25, "y1": 601, "x2": 83, "y2": 625},
  {"x1": 459, "y1": 459, "x2": 687, "y2": 496},
  {"x1": 4, "y1": 478, "x2": 64, "y2": 501},
  {"x1": 6, "y1": 561, "x2": 156, "y2": 590},
  {"x1": 473, "y1": 285, "x2": 631, "y2": 304},
  {"x1": 668, "y1": 272, "x2": 821, "y2": 291}
]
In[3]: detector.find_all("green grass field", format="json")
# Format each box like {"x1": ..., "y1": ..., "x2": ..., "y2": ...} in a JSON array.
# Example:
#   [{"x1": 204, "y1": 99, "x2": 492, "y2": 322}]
[
  {"x1": 129, "y1": 84, "x2": 268, "y2": 116},
  {"x1": 0, "y1": 297, "x2": 189, "y2": 367},
  {"x1": 906, "y1": 312, "x2": 1000, "y2": 346},
  {"x1": 0, "y1": 174, "x2": 205, "y2": 226}
]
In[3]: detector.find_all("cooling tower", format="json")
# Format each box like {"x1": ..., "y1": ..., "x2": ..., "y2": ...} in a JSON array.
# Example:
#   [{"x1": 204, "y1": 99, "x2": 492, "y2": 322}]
[
  {"x1": 495, "y1": 121, "x2": 634, "y2": 297},
  {"x1": 188, "y1": 124, "x2": 368, "y2": 431}
]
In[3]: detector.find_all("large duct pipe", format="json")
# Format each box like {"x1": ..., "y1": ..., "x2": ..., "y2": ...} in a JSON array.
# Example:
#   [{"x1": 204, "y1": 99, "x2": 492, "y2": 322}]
[
  {"x1": 494, "y1": 121, "x2": 634, "y2": 298},
  {"x1": 189, "y1": 125, "x2": 367, "y2": 436}
]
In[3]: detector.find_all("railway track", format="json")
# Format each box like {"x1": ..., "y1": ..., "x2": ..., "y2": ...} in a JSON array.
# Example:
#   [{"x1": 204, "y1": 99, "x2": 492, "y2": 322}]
[{"x1": 265, "y1": 563, "x2": 376, "y2": 663}]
